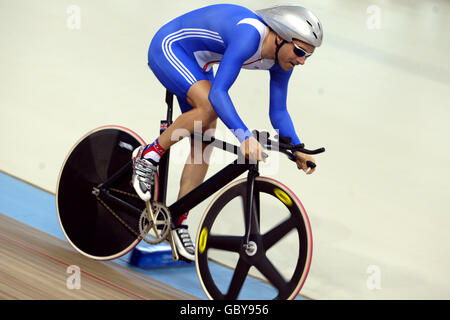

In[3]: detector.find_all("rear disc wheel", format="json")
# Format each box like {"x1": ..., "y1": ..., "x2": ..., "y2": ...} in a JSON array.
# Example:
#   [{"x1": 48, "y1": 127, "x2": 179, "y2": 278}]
[{"x1": 56, "y1": 126, "x2": 158, "y2": 260}]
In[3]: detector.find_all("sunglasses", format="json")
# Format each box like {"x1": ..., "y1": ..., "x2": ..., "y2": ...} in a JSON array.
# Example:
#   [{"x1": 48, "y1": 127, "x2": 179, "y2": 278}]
[{"x1": 293, "y1": 42, "x2": 313, "y2": 58}]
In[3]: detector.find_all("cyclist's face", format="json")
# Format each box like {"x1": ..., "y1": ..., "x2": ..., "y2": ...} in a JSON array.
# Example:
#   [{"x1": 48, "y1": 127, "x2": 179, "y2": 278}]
[{"x1": 278, "y1": 38, "x2": 315, "y2": 71}]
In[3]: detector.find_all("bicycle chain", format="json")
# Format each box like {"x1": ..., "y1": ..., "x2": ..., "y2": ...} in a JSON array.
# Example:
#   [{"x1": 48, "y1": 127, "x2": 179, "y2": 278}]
[
  {"x1": 109, "y1": 187, "x2": 140, "y2": 199},
  {"x1": 95, "y1": 188, "x2": 159, "y2": 245}
]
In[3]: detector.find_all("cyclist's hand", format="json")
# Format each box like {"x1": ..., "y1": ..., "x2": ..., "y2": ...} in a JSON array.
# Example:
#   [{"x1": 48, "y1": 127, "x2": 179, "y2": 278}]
[
  {"x1": 240, "y1": 136, "x2": 265, "y2": 162},
  {"x1": 294, "y1": 151, "x2": 316, "y2": 174}
]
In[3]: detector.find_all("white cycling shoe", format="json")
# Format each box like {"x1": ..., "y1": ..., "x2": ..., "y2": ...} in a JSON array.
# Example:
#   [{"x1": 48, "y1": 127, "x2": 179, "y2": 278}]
[
  {"x1": 132, "y1": 146, "x2": 157, "y2": 202},
  {"x1": 172, "y1": 225, "x2": 195, "y2": 262}
]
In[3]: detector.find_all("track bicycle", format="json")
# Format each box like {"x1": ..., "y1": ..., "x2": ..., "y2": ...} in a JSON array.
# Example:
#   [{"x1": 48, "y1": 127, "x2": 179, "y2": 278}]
[{"x1": 56, "y1": 90, "x2": 325, "y2": 300}]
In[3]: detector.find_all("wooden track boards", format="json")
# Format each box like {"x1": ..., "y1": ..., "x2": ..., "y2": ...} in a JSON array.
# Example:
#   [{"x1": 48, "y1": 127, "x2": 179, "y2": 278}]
[{"x1": 0, "y1": 214, "x2": 197, "y2": 300}]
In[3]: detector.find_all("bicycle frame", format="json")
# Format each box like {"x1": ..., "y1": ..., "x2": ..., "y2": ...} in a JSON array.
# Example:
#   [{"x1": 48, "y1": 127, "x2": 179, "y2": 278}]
[{"x1": 97, "y1": 90, "x2": 261, "y2": 241}]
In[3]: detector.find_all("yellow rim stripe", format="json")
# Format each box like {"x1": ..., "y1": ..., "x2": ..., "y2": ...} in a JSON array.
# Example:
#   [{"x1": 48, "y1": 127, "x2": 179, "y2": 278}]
[
  {"x1": 274, "y1": 188, "x2": 293, "y2": 207},
  {"x1": 199, "y1": 227, "x2": 208, "y2": 254}
]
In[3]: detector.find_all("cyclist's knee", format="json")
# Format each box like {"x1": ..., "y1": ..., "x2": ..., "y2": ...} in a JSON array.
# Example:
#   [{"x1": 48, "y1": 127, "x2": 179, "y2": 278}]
[
  {"x1": 187, "y1": 80, "x2": 211, "y2": 106},
  {"x1": 205, "y1": 119, "x2": 217, "y2": 131},
  {"x1": 193, "y1": 104, "x2": 217, "y2": 129},
  {"x1": 186, "y1": 80, "x2": 218, "y2": 128},
  {"x1": 202, "y1": 108, "x2": 218, "y2": 125}
]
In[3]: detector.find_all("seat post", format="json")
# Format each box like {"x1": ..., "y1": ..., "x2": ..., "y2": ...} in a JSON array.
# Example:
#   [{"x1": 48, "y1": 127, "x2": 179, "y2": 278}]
[
  {"x1": 157, "y1": 90, "x2": 174, "y2": 205},
  {"x1": 165, "y1": 90, "x2": 174, "y2": 124}
]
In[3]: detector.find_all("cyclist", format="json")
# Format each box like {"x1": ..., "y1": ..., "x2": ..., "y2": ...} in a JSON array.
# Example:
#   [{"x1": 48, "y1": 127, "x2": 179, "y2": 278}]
[{"x1": 132, "y1": 4, "x2": 323, "y2": 262}]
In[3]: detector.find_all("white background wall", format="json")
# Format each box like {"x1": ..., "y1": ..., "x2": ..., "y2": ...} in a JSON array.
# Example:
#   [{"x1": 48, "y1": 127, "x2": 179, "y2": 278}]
[{"x1": 1, "y1": 0, "x2": 449, "y2": 299}]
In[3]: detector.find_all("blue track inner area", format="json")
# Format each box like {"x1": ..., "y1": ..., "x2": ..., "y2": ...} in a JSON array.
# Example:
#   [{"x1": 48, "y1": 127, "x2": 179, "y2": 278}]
[{"x1": 0, "y1": 171, "x2": 304, "y2": 300}]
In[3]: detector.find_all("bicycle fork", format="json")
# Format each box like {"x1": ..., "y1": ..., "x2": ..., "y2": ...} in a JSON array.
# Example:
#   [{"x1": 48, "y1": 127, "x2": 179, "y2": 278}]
[{"x1": 243, "y1": 165, "x2": 260, "y2": 256}]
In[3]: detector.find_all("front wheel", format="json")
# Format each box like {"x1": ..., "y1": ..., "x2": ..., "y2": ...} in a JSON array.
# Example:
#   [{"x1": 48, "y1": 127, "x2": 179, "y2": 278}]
[{"x1": 195, "y1": 177, "x2": 312, "y2": 300}]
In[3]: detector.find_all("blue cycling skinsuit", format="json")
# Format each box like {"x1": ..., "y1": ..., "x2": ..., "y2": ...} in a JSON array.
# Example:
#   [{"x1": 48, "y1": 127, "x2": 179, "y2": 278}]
[{"x1": 148, "y1": 4, "x2": 301, "y2": 145}]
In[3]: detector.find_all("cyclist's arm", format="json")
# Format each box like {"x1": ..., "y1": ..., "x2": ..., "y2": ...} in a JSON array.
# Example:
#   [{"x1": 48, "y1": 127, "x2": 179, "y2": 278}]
[
  {"x1": 268, "y1": 64, "x2": 301, "y2": 145},
  {"x1": 208, "y1": 24, "x2": 261, "y2": 143}
]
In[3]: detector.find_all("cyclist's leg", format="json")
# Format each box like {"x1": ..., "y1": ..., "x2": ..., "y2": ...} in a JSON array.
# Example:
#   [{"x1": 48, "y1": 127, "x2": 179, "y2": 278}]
[
  {"x1": 147, "y1": 31, "x2": 218, "y2": 220},
  {"x1": 173, "y1": 71, "x2": 217, "y2": 225},
  {"x1": 133, "y1": 32, "x2": 209, "y2": 201},
  {"x1": 157, "y1": 79, "x2": 218, "y2": 150},
  {"x1": 177, "y1": 117, "x2": 217, "y2": 199},
  {"x1": 147, "y1": 32, "x2": 218, "y2": 152},
  {"x1": 147, "y1": 34, "x2": 218, "y2": 260},
  {"x1": 174, "y1": 117, "x2": 217, "y2": 226},
  {"x1": 168, "y1": 96, "x2": 217, "y2": 259}
]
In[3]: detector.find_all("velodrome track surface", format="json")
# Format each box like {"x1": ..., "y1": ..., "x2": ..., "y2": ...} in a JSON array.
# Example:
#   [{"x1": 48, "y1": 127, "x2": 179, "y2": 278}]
[
  {"x1": 0, "y1": 171, "x2": 306, "y2": 300},
  {"x1": 0, "y1": 214, "x2": 197, "y2": 300},
  {"x1": 0, "y1": 171, "x2": 198, "y2": 300}
]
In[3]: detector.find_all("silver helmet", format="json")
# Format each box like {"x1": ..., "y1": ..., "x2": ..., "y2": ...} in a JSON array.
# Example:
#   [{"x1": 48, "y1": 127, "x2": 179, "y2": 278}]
[{"x1": 255, "y1": 5, "x2": 323, "y2": 47}]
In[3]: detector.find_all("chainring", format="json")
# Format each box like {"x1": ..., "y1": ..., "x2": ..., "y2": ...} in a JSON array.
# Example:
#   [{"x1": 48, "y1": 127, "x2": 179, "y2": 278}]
[{"x1": 138, "y1": 201, "x2": 172, "y2": 244}]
